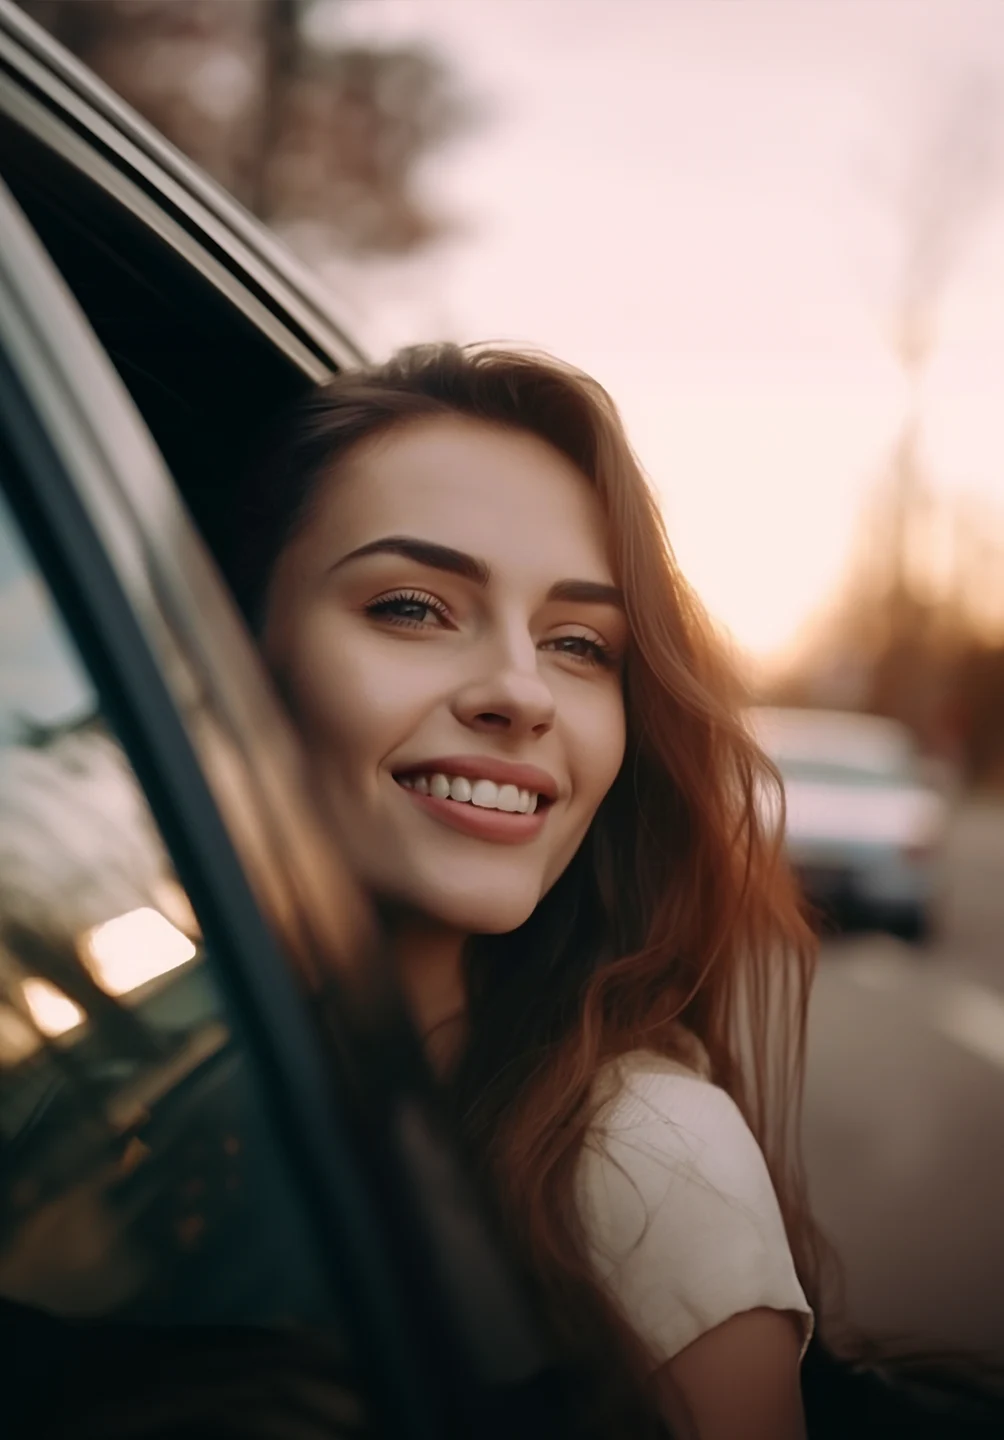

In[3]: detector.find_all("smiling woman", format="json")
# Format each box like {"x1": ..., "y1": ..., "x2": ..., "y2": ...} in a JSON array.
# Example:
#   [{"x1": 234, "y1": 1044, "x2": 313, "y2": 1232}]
[
  {"x1": 198, "y1": 341, "x2": 823, "y2": 1435},
  {"x1": 216, "y1": 342, "x2": 818, "y2": 1439}
]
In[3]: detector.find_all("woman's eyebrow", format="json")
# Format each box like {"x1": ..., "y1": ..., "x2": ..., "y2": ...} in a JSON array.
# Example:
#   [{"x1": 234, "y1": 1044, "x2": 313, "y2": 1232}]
[
  {"x1": 330, "y1": 536, "x2": 491, "y2": 585},
  {"x1": 331, "y1": 536, "x2": 624, "y2": 608},
  {"x1": 547, "y1": 579, "x2": 625, "y2": 609}
]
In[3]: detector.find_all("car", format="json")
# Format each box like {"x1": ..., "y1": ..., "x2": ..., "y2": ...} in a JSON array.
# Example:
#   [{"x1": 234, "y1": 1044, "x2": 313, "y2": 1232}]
[
  {"x1": 0, "y1": 4, "x2": 580, "y2": 1436},
  {"x1": 750, "y1": 706, "x2": 948, "y2": 943}
]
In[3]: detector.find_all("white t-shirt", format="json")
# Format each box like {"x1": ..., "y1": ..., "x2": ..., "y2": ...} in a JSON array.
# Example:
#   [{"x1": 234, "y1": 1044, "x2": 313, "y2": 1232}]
[{"x1": 575, "y1": 1049, "x2": 813, "y2": 1369}]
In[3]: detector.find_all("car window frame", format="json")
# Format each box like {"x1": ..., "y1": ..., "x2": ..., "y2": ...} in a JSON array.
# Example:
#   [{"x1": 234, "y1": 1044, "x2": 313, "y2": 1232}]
[{"x1": 0, "y1": 0, "x2": 366, "y2": 375}]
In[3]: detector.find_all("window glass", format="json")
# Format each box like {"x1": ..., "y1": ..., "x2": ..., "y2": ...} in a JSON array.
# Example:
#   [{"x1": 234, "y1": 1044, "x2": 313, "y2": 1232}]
[{"x1": 0, "y1": 481, "x2": 336, "y2": 1331}]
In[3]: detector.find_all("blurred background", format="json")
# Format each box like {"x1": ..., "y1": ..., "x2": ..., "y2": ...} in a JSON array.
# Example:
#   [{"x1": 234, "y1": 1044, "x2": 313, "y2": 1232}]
[{"x1": 12, "y1": 0, "x2": 1004, "y2": 1363}]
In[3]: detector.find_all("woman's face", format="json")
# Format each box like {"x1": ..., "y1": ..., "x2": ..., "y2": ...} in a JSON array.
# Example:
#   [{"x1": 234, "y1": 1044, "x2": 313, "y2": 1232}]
[{"x1": 264, "y1": 416, "x2": 627, "y2": 934}]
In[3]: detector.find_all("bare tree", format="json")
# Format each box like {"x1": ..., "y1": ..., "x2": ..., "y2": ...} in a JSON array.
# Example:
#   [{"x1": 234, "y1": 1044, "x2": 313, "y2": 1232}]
[
  {"x1": 879, "y1": 74, "x2": 1001, "y2": 660},
  {"x1": 773, "y1": 72, "x2": 1004, "y2": 769}
]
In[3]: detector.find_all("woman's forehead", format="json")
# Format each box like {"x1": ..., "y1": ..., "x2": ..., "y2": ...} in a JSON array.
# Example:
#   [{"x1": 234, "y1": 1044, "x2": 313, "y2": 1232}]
[{"x1": 317, "y1": 417, "x2": 615, "y2": 581}]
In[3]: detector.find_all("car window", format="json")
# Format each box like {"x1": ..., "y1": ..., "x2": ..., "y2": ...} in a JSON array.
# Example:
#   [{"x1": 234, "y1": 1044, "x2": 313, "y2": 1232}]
[{"x1": 0, "y1": 481, "x2": 342, "y2": 1335}]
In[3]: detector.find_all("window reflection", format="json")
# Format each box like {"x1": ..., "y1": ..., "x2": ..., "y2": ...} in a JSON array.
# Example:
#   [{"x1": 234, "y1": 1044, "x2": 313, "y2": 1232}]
[{"x1": 0, "y1": 484, "x2": 334, "y2": 1334}]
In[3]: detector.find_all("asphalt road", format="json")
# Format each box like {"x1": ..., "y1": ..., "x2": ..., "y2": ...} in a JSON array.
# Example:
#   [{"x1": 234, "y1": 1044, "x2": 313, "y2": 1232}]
[{"x1": 802, "y1": 795, "x2": 1004, "y2": 1360}]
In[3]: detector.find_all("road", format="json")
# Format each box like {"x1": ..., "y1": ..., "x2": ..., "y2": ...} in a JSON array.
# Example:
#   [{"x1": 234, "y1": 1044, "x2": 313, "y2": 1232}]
[{"x1": 802, "y1": 795, "x2": 1004, "y2": 1360}]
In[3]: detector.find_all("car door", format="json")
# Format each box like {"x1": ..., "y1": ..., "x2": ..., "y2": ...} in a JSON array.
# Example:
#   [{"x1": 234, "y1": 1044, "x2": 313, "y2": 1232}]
[{"x1": 0, "y1": 13, "x2": 573, "y2": 1439}]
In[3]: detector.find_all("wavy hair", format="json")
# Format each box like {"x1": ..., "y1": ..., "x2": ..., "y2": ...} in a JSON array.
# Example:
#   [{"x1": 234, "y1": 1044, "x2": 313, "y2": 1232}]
[{"x1": 225, "y1": 343, "x2": 823, "y2": 1436}]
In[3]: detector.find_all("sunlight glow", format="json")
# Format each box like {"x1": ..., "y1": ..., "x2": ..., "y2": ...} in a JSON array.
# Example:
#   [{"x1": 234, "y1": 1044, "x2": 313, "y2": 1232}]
[
  {"x1": 21, "y1": 978, "x2": 85, "y2": 1038},
  {"x1": 81, "y1": 907, "x2": 197, "y2": 998}
]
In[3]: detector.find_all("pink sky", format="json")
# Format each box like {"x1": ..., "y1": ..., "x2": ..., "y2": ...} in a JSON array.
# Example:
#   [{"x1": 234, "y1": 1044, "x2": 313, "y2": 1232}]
[{"x1": 308, "y1": 0, "x2": 1004, "y2": 665}]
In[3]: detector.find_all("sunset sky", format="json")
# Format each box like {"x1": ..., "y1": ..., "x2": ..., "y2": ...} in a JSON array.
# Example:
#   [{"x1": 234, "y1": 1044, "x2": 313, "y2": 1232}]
[{"x1": 309, "y1": 0, "x2": 1004, "y2": 666}]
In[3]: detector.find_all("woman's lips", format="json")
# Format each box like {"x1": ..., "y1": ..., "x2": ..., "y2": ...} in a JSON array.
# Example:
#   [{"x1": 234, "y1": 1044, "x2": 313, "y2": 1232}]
[{"x1": 397, "y1": 784, "x2": 549, "y2": 845}]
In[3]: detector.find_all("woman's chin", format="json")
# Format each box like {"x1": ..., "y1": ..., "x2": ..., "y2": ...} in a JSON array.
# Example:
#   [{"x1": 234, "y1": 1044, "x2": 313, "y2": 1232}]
[
  {"x1": 433, "y1": 896, "x2": 536, "y2": 936},
  {"x1": 386, "y1": 873, "x2": 540, "y2": 938}
]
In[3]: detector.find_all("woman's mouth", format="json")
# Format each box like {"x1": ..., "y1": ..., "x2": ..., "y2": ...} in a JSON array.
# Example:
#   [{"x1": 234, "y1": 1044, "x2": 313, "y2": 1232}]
[
  {"x1": 392, "y1": 765, "x2": 554, "y2": 844},
  {"x1": 399, "y1": 772, "x2": 539, "y2": 813}
]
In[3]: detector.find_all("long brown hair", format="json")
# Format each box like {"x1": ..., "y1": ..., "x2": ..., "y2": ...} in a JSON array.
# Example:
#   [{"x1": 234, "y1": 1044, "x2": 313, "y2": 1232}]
[{"x1": 226, "y1": 343, "x2": 823, "y2": 1435}]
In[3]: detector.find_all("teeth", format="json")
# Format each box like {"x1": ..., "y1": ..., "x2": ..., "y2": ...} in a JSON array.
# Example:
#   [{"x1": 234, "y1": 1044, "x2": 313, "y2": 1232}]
[
  {"x1": 471, "y1": 779, "x2": 500, "y2": 809},
  {"x1": 400, "y1": 772, "x2": 543, "y2": 813}
]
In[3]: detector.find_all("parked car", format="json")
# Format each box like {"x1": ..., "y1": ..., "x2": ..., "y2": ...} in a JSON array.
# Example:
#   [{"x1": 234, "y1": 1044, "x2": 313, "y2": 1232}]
[
  {"x1": 751, "y1": 706, "x2": 948, "y2": 943},
  {"x1": 0, "y1": 5, "x2": 579, "y2": 1436}
]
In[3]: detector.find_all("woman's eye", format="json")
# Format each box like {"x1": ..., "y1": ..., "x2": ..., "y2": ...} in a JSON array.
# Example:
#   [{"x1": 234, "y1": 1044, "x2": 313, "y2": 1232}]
[
  {"x1": 543, "y1": 634, "x2": 616, "y2": 668},
  {"x1": 365, "y1": 592, "x2": 448, "y2": 628}
]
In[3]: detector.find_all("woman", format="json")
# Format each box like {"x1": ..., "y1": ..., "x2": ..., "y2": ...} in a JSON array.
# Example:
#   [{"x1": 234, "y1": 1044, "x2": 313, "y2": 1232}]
[{"x1": 224, "y1": 340, "x2": 816, "y2": 1440}]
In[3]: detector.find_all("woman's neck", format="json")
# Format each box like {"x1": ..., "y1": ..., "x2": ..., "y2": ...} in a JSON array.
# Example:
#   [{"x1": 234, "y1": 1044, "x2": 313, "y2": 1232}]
[{"x1": 390, "y1": 915, "x2": 469, "y2": 1075}]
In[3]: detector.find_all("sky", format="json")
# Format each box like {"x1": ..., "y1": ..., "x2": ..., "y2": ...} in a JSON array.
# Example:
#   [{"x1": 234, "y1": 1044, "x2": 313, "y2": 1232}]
[{"x1": 307, "y1": 0, "x2": 1004, "y2": 668}]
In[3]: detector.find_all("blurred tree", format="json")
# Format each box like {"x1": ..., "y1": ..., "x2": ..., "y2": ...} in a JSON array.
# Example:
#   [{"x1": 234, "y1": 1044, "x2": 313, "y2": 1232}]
[
  {"x1": 954, "y1": 641, "x2": 1004, "y2": 785},
  {"x1": 770, "y1": 74, "x2": 1004, "y2": 783},
  {"x1": 17, "y1": 0, "x2": 477, "y2": 260},
  {"x1": 865, "y1": 74, "x2": 1002, "y2": 741}
]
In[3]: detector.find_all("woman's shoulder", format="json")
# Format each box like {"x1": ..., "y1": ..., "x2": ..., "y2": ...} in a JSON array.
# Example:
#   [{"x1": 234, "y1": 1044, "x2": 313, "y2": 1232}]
[
  {"x1": 576, "y1": 1045, "x2": 813, "y2": 1366},
  {"x1": 583, "y1": 1047, "x2": 777, "y2": 1226}
]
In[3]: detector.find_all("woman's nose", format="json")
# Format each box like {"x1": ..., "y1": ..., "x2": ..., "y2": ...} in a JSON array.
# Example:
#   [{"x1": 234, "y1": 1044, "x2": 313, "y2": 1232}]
[{"x1": 450, "y1": 648, "x2": 556, "y2": 739}]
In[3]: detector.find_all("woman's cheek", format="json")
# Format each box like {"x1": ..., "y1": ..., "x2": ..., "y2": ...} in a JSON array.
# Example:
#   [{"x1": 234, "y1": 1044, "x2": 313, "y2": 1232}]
[
  {"x1": 282, "y1": 617, "x2": 380, "y2": 761},
  {"x1": 577, "y1": 686, "x2": 627, "y2": 808},
  {"x1": 297, "y1": 622, "x2": 449, "y2": 768}
]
